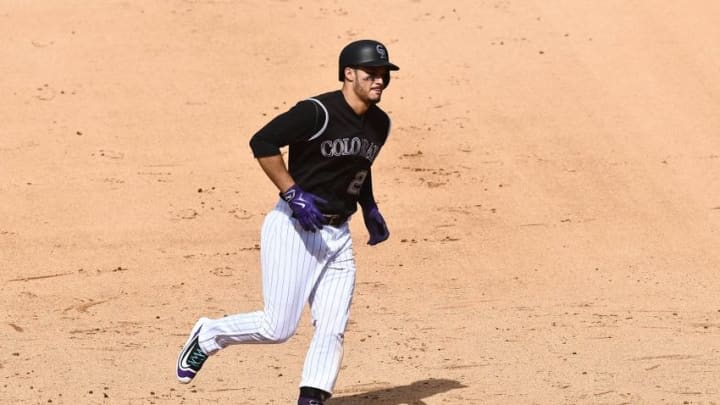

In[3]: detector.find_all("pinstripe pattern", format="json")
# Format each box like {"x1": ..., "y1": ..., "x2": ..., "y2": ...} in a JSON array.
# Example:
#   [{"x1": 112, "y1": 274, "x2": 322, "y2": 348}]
[
  {"x1": 301, "y1": 248, "x2": 355, "y2": 391},
  {"x1": 197, "y1": 199, "x2": 356, "y2": 394}
]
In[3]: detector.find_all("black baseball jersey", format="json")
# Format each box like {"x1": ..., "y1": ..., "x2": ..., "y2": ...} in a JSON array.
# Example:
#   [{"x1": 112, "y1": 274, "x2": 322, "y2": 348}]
[{"x1": 249, "y1": 90, "x2": 390, "y2": 217}]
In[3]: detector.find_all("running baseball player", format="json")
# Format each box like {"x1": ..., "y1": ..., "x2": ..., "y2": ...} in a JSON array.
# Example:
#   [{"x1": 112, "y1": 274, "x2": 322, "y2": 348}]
[{"x1": 176, "y1": 39, "x2": 399, "y2": 405}]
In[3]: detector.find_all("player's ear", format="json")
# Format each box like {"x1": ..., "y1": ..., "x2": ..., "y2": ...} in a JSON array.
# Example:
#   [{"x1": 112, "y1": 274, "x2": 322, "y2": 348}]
[{"x1": 344, "y1": 67, "x2": 355, "y2": 82}]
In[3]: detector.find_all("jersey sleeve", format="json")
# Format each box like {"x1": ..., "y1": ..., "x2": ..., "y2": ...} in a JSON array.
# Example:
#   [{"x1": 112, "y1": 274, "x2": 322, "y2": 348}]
[
  {"x1": 249, "y1": 100, "x2": 327, "y2": 158},
  {"x1": 358, "y1": 168, "x2": 376, "y2": 209}
]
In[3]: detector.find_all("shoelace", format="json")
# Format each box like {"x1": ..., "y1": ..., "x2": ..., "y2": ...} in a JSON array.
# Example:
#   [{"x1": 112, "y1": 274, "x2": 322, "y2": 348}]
[{"x1": 187, "y1": 347, "x2": 207, "y2": 368}]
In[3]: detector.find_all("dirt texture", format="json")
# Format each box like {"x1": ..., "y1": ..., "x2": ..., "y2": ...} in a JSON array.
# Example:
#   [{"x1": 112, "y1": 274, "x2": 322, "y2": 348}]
[{"x1": 2, "y1": 1, "x2": 720, "y2": 404}]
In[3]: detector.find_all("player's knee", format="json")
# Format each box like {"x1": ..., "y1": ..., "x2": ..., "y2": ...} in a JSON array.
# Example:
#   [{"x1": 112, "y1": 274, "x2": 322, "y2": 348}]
[
  {"x1": 314, "y1": 329, "x2": 345, "y2": 344},
  {"x1": 312, "y1": 320, "x2": 346, "y2": 341},
  {"x1": 267, "y1": 331, "x2": 294, "y2": 343},
  {"x1": 261, "y1": 323, "x2": 296, "y2": 343}
]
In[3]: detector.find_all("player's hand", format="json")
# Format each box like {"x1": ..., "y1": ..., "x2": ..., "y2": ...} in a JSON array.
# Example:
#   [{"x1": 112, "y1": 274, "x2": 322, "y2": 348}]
[
  {"x1": 362, "y1": 204, "x2": 389, "y2": 245},
  {"x1": 280, "y1": 184, "x2": 328, "y2": 232}
]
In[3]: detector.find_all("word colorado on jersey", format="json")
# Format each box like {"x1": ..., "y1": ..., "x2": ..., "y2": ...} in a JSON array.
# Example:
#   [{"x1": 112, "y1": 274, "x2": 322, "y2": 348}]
[{"x1": 319, "y1": 137, "x2": 381, "y2": 162}]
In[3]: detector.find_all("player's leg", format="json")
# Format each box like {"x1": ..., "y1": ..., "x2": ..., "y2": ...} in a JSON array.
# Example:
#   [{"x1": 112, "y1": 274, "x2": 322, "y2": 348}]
[
  {"x1": 299, "y1": 226, "x2": 356, "y2": 397},
  {"x1": 177, "y1": 201, "x2": 330, "y2": 383},
  {"x1": 199, "y1": 201, "x2": 329, "y2": 352}
]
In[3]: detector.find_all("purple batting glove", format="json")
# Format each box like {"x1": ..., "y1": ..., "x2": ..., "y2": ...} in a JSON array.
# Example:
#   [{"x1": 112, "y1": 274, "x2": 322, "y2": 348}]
[
  {"x1": 362, "y1": 204, "x2": 389, "y2": 245},
  {"x1": 280, "y1": 184, "x2": 328, "y2": 232}
]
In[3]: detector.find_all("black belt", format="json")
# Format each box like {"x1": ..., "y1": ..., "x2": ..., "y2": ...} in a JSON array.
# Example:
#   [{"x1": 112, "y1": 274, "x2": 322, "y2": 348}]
[{"x1": 323, "y1": 214, "x2": 348, "y2": 226}]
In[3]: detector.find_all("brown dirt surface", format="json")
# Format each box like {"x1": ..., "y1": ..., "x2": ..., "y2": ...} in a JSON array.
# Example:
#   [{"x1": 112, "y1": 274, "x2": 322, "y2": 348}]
[{"x1": 3, "y1": 1, "x2": 720, "y2": 404}]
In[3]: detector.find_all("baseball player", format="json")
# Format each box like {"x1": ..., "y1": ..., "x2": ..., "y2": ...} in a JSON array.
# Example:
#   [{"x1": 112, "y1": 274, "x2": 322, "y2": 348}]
[{"x1": 176, "y1": 39, "x2": 399, "y2": 405}]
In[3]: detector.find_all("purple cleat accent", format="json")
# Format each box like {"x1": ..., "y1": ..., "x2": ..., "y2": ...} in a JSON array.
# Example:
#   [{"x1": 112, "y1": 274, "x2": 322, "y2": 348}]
[{"x1": 176, "y1": 318, "x2": 209, "y2": 383}]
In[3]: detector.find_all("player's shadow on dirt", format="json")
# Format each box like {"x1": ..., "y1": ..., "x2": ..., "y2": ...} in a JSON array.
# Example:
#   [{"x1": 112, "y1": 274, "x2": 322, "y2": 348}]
[{"x1": 330, "y1": 378, "x2": 466, "y2": 405}]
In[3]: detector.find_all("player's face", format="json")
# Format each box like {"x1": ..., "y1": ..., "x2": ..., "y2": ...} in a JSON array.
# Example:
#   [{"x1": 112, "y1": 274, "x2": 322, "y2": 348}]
[{"x1": 351, "y1": 67, "x2": 389, "y2": 104}]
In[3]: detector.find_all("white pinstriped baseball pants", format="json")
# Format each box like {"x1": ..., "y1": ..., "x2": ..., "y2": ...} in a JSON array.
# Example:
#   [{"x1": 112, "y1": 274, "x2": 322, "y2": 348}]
[{"x1": 197, "y1": 199, "x2": 356, "y2": 394}]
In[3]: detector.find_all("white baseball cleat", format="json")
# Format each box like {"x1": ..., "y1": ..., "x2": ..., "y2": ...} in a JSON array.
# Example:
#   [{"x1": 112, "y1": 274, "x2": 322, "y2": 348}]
[{"x1": 176, "y1": 317, "x2": 210, "y2": 383}]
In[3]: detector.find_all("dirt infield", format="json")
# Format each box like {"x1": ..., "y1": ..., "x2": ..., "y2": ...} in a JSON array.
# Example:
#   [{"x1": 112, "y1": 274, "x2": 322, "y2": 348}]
[{"x1": 2, "y1": 1, "x2": 720, "y2": 404}]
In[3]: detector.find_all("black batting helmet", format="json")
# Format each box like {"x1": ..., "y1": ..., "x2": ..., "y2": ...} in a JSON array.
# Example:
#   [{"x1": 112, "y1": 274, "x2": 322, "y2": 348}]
[{"x1": 338, "y1": 39, "x2": 400, "y2": 85}]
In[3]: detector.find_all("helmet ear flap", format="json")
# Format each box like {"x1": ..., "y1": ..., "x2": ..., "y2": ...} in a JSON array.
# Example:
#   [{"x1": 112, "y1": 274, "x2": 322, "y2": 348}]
[
  {"x1": 339, "y1": 65, "x2": 347, "y2": 82},
  {"x1": 382, "y1": 71, "x2": 391, "y2": 88}
]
